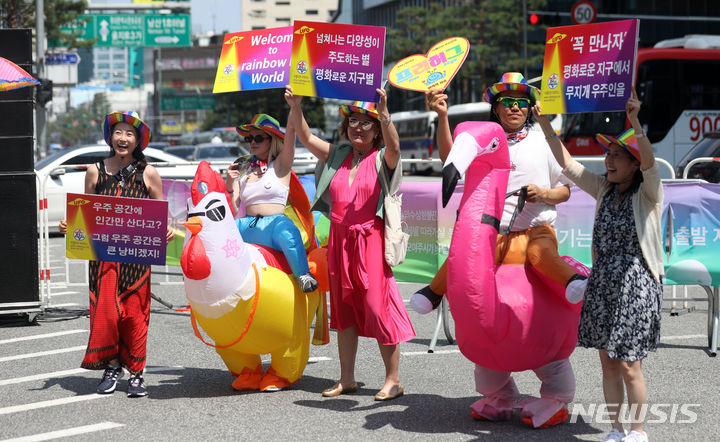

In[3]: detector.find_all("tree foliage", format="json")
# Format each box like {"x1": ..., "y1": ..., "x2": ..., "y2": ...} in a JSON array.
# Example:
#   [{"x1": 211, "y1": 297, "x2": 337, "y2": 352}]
[
  {"x1": 0, "y1": 0, "x2": 94, "y2": 49},
  {"x1": 385, "y1": 0, "x2": 547, "y2": 107},
  {"x1": 47, "y1": 93, "x2": 110, "y2": 147}
]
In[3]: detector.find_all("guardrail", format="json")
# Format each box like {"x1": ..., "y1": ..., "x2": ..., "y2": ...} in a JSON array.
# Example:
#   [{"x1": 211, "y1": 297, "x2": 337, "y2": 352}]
[{"x1": 682, "y1": 157, "x2": 720, "y2": 179}]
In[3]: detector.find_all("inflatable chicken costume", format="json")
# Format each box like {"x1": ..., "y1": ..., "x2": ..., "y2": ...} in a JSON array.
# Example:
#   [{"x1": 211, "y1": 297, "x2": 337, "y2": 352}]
[{"x1": 181, "y1": 162, "x2": 327, "y2": 391}]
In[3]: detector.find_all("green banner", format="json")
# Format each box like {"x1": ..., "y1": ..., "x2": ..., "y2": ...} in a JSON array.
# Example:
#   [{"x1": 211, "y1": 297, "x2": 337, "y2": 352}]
[
  {"x1": 161, "y1": 95, "x2": 216, "y2": 111},
  {"x1": 61, "y1": 14, "x2": 191, "y2": 47}
]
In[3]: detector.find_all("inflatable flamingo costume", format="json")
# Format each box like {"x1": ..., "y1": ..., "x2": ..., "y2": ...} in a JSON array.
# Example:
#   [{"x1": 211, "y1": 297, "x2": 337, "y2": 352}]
[{"x1": 442, "y1": 122, "x2": 589, "y2": 427}]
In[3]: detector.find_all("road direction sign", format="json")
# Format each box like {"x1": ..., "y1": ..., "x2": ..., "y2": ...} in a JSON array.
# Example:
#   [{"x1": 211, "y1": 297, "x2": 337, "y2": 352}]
[
  {"x1": 45, "y1": 53, "x2": 81, "y2": 65},
  {"x1": 61, "y1": 14, "x2": 190, "y2": 47}
]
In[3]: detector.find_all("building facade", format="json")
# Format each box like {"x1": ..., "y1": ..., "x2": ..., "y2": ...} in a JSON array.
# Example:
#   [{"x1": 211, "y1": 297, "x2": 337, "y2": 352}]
[{"x1": 241, "y1": 0, "x2": 339, "y2": 31}]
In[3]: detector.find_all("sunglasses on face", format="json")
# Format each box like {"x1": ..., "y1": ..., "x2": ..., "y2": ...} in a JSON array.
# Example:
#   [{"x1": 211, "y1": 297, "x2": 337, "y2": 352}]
[
  {"x1": 245, "y1": 135, "x2": 269, "y2": 143},
  {"x1": 348, "y1": 118, "x2": 375, "y2": 131},
  {"x1": 496, "y1": 97, "x2": 531, "y2": 109}
]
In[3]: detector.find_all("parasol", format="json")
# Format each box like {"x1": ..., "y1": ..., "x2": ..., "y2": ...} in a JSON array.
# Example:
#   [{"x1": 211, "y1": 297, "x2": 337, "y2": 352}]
[{"x1": 0, "y1": 56, "x2": 40, "y2": 92}]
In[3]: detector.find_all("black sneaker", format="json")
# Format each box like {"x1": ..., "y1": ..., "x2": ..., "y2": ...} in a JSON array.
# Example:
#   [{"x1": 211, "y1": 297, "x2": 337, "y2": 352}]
[
  {"x1": 127, "y1": 374, "x2": 147, "y2": 398},
  {"x1": 96, "y1": 366, "x2": 123, "y2": 394},
  {"x1": 296, "y1": 273, "x2": 318, "y2": 293}
]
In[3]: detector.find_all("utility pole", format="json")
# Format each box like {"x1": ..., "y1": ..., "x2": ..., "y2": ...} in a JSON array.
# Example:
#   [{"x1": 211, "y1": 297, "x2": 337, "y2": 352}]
[
  {"x1": 36, "y1": 0, "x2": 47, "y2": 158},
  {"x1": 523, "y1": 0, "x2": 528, "y2": 77}
]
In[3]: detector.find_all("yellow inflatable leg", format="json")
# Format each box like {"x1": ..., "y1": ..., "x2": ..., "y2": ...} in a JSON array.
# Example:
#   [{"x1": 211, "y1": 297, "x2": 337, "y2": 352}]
[{"x1": 261, "y1": 283, "x2": 320, "y2": 389}]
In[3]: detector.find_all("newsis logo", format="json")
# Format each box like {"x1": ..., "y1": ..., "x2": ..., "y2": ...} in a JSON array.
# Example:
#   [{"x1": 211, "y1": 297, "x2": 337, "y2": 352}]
[{"x1": 569, "y1": 403, "x2": 700, "y2": 425}]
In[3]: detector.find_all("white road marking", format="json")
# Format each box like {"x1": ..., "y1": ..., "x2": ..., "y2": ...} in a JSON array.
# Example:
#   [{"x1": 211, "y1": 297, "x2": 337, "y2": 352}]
[
  {"x1": 45, "y1": 291, "x2": 79, "y2": 297},
  {"x1": 0, "y1": 330, "x2": 87, "y2": 345},
  {"x1": 402, "y1": 349, "x2": 461, "y2": 356},
  {"x1": 660, "y1": 334, "x2": 705, "y2": 341},
  {"x1": 144, "y1": 365, "x2": 185, "y2": 373},
  {"x1": 45, "y1": 303, "x2": 81, "y2": 308},
  {"x1": 0, "y1": 394, "x2": 109, "y2": 416},
  {"x1": 1, "y1": 422, "x2": 124, "y2": 441},
  {"x1": 0, "y1": 369, "x2": 86, "y2": 386},
  {"x1": 0, "y1": 366, "x2": 184, "y2": 387},
  {"x1": 0, "y1": 346, "x2": 86, "y2": 363}
]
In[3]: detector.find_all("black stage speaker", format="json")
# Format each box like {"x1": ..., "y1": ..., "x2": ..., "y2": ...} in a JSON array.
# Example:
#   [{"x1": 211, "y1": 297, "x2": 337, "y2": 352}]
[
  {"x1": 0, "y1": 28, "x2": 40, "y2": 313},
  {"x1": 0, "y1": 174, "x2": 39, "y2": 304}
]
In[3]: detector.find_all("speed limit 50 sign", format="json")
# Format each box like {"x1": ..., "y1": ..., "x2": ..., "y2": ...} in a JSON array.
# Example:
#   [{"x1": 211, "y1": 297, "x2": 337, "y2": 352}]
[{"x1": 571, "y1": 1, "x2": 597, "y2": 25}]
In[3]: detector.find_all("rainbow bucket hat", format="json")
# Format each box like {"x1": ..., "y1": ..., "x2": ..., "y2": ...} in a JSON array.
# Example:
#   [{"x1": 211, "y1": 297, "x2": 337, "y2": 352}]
[
  {"x1": 339, "y1": 101, "x2": 379, "y2": 120},
  {"x1": 236, "y1": 114, "x2": 285, "y2": 140},
  {"x1": 483, "y1": 72, "x2": 541, "y2": 104},
  {"x1": 596, "y1": 128, "x2": 641, "y2": 161},
  {"x1": 102, "y1": 110, "x2": 151, "y2": 151}
]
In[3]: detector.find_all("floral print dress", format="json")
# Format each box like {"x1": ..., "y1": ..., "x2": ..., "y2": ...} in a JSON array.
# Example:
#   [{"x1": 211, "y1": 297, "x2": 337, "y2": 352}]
[{"x1": 577, "y1": 187, "x2": 663, "y2": 361}]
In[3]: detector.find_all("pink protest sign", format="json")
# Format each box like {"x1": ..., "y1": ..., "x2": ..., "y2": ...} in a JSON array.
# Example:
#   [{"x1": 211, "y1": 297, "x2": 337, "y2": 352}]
[
  {"x1": 540, "y1": 19, "x2": 639, "y2": 114},
  {"x1": 65, "y1": 193, "x2": 168, "y2": 265},
  {"x1": 289, "y1": 21, "x2": 385, "y2": 102},
  {"x1": 213, "y1": 27, "x2": 293, "y2": 93}
]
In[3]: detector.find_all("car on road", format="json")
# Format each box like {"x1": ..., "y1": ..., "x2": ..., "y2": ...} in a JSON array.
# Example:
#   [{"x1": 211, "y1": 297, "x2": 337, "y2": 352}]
[
  {"x1": 675, "y1": 131, "x2": 720, "y2": 182},
  {"x1": 35, "y1": 144, "x2": 197, "y2": 233},
  {"x1": 165, "y1": 144, "x2": 196, "y2": 161},
  {"x1": 291, "y1": 127, "x2": 325, "y2": 175},
  {"x1": 191, "y1": 142, "x2": 249, "y2": 171}
]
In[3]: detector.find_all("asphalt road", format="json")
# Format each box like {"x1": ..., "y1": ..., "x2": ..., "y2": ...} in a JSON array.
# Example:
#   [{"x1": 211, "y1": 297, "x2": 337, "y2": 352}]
[{"x1": 1, "y1": 236, "x2": 718, "y2": 441}]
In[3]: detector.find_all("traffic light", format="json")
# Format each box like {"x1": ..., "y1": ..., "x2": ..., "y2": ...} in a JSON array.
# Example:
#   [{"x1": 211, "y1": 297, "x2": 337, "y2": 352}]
[
  {"x1": 37, "y1": 79, "x2": 53, "y2": 106},
  {"x1": 528, "y1": 12, "x2": 562, "y2": 27}
]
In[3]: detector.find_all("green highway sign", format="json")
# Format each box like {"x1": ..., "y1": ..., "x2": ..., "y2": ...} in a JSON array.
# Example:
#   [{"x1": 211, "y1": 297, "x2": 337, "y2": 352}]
[
  {"x1": 61, "y1": 14, "x2": 190, "y2": 47},
  {"x1": 161, "y1": 95, "x2": 216, "y2": 111}
]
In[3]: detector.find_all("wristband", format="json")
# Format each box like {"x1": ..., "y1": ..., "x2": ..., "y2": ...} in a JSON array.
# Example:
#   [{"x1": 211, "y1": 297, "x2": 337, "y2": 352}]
[
  {"x1": 634, "y1": 131, "x2": 646, "y2": 138},
  {"x1": 379, "y1": 116, "x2": 392, "y2": 125}
]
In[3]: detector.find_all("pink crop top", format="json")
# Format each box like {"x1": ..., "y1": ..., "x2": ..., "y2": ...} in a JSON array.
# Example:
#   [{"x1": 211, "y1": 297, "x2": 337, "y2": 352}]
[{"x1": 239, "y1": 161, "x2": 290, "y2": 206}]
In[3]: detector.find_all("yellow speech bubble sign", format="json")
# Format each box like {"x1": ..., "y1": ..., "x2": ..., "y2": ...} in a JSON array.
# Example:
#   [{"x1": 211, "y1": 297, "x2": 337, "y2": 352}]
[{"x1": 387, "y1": 37, "x2": 469, "y2": 92}]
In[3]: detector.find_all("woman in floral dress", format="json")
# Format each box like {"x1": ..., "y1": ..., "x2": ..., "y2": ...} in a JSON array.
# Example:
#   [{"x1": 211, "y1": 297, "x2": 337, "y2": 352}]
[{"x1": 534, "y1": 90, "x2": 664, "y2": 442}]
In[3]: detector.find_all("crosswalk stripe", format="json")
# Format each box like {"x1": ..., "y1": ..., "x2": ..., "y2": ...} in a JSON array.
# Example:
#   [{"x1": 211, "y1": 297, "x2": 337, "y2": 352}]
[
  {"x1": 0, "y1": 394, "x2": 109, "y2": 416},
  {"x1": 0, "y1": 346, "x2": 86, "y2": 363},
  {"x1": 1, "y1": 422, "x2": 124, "y2": 441},
  {"x1": 0, "y1": 369, "x2": 86, "y2": 386},
  {"x1": 0, "y1": 330, "x2": 87, "y2": 345}
]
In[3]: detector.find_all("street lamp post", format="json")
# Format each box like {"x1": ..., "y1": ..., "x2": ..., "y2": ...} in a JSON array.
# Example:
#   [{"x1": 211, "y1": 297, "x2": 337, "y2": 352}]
[{"x1": 523, "y1": 0, "x2": 528, "y2": 77}]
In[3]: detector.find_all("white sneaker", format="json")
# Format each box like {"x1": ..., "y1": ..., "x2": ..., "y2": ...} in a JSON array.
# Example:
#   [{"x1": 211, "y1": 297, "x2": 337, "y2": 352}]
[
  {"x1": 603, "y1": 428, "x2": 626, "y2": 442},
  {"x1": 565, "y1": 278, "x2": 588, "y2": 304},
  {"x1": 623, "y1": 430, "x2": 648, "y2": 442}
]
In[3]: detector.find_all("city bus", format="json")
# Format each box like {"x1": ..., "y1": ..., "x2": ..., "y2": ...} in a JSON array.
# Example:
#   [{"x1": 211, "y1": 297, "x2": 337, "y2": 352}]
[
  {"x1": 392, "y1": 110, "x2": 439, "y2": 174},
  {"x1": 561, "y1": 35, "x2": 720, "y2": 176}
]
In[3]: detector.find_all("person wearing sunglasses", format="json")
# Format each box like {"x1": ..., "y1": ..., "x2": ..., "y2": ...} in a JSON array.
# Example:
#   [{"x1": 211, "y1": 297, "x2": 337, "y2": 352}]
[
  {"x1": 412, "y1": 73, "x2": 586, "y2": 428},
  {"x1": 225, "y1": 113, "x2": 318, "y2": 293},
  {"x1": 284, "y1": 85, "x2": 414, "y2": 402}
]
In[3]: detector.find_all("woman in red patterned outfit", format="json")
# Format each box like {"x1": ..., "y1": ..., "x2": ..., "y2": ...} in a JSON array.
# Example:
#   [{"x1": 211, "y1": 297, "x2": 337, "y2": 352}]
[{"x1": 59, "y1": 111, "x2": 174, "y2": 398}]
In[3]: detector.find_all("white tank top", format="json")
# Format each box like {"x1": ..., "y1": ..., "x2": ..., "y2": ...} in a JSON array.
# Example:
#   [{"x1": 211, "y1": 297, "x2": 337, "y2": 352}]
[{"x1": 239, "y1": 161, "x2": 289, "y2": 206}]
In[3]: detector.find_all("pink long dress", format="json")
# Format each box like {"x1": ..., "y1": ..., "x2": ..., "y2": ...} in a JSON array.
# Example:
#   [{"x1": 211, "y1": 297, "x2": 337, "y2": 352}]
[{"x1": 327, "y1": 148, "x2": 415, "y2": 345}]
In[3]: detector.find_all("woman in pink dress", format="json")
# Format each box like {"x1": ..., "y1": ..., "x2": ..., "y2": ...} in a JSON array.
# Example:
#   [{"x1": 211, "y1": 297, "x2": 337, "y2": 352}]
[{"x1": 285, "y1": 86, "x2": 414, "y2": 401}]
